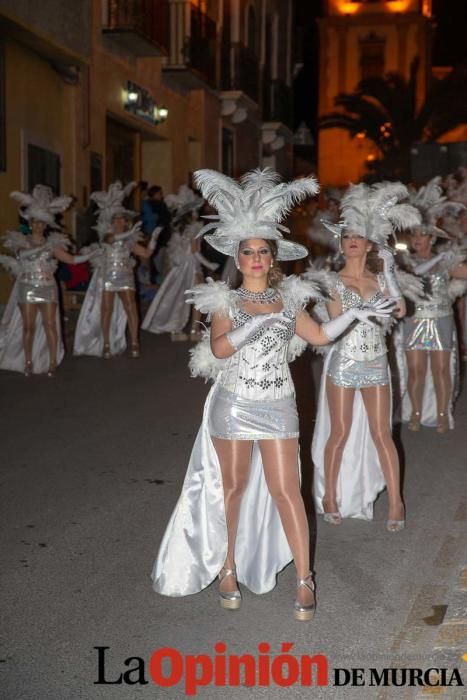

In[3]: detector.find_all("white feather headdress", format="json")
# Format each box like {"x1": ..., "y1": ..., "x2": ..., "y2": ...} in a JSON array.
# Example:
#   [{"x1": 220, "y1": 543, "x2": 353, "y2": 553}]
[
  {"x1": 322, "y1": 181, "x2": 421, "y2": 246},
  {"x1": 165, "y1": 184, "x2": 203, "y2": 223},
  {"x1": 90, "y1": 181, "x2": 137, "y2": 240},
  {"x1": 409, "y1": 176, "x2": 464, "y2": 239},
  {"x1": 193, "y1": 167, "x2": 319, "y2": 260},
  {"x1": 10, "y1": 185, "x2": 73, "y2": 228}
]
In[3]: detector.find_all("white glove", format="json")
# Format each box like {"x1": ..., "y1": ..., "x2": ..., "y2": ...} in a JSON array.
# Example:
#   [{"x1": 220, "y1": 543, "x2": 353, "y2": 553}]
[
  {"x1": 194, "y1": 251, "x2": 219, "y2": 271},
  {"x1": 322, "y1": 297, "x2": 397, "y2": 341},
  {"x1": 148, "y1": 226, "x2": 163, "y2": 252},
  {"x1": 378, "y1": 247, "x2": 403, "y2": 299},
  {"x1": 73, "y1": 250, "x2": 100, "y2": 264},
  {"x1": 413, "y1": 251, "x2": 446, "y2": 275},
  {"x1": 226, "y1": 312, "x2": 288, "y2": 351}
]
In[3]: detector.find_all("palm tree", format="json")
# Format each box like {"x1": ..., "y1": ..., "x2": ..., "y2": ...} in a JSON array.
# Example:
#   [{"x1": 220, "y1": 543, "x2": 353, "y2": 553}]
[{"x1": 319, "y1": 59, "x2": 467, "y2": 182}]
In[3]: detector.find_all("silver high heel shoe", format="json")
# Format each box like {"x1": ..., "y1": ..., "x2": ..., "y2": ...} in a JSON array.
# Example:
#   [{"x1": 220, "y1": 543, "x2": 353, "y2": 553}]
[
  {"x1": 436, "y1": 412, "x2": 449, "y2": 434},
  {"x1": 218, "y1": 567, "x2": 241, "y2": 610},
  {"x1": 294, "y1": 572, "x2": 316, "y2": 621},
  {"x1": 408, "y1": 411, "x2": 421, "y2": 431},
  {"x1": 387, "y1": 504, "x2": 405, "y2": 533},
  {"x1": 322, "y1": 498, "x2": 341, "y2": 525}
]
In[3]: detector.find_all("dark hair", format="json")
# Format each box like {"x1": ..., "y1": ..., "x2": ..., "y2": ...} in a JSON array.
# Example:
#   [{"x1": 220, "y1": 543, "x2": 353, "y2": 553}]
[{"x1": 148, "y1": 185, "x2": 162, "y2": 198}]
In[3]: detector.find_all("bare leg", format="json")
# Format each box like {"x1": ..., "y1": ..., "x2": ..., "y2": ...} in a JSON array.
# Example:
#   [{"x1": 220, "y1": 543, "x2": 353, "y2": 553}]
[
  {"x1": 19, "y1": 303, "x2": 39, "y2": 370},
  {"x1": 118, "y1": 289, "x2": 140, "y2": 349},
  {"x1": 101, "y1": 291, "x2": 115, "y2": 351},
  {"x1": 39, "y1": 302, "x2": 59, "y2": 371},
  {"x1": 430, "y1": 350, "x2": 451, "y2": 432},
  {"x1": 360, "y1": 385, "x2": 404, "y2": 523},
  {"x1": 259, "y1": 438, "x2": 314, "y2": 607},
  {"x1": 322, "y1": 379, "x2": 355, "y2": 514},
  {"x1": 212, "y1": 437, "x2": 253, "y2": 594},
  {"x1": 406, "y1": 350, "x2": 428, "y2": 427}
]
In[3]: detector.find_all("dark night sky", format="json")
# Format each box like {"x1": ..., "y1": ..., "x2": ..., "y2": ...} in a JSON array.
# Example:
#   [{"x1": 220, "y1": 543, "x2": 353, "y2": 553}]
[{"x1": 293, "y1": 0, "x2": 467, "y2": 134}]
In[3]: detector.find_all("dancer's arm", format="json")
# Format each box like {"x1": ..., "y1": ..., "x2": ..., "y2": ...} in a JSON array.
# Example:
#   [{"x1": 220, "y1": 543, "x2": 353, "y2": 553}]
[{"x1": 132, "y1": 227, "x2": 162, "y2": 259}]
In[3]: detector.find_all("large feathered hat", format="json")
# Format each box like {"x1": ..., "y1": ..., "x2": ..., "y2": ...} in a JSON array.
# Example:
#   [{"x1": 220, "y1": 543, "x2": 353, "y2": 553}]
[
  {"x1": 193, "y1": 167, "x2": 319, "y2": 260},
  {"x1": 409, "y1": 176, "x2": 465, "y2": 239},
  {"x1": 322, "y1": 181, "x2": 421, "y2": 245},
  {"x1": 10, "y1": 185, "x2": 73, "y2": 228},
  {"x1": 90, "y1": 181, "x2": 137, "y2": 239},
  {"x1": 165, "y1": 184, "x2": 203, "y2": 223}
]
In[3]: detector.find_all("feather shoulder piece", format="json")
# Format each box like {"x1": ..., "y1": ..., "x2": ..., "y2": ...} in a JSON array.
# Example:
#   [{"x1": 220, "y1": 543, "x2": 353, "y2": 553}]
[
  {"x1": 395, "y1": 268, "x2": 426, "y2": 303},
  {"x1": 443, "y1": 247, "x2": 466, "y2": 270},
  {"x1": 0, "y1": 254, "x2": 19, "y2": 276},
  {"x1": 448, "y1": 279, "x2": 467, "y2": 302},
  {"x1": 3, "y1": 230, "x2": 30, "y2": 252},
  {"x1": 185, "y1": 277, "x2": 239, "y2": 319},
  {"x1": 188, "y1": 329, "x2": 227, "y2": 382},
  {"x1": 302, "y1": 264, "x2": 339, "y2": 298},
  {"x1": 47, "y1": 232, "x2": 70, "y2": 250},
  {"x1": 279, "y1": 274, "x2": 325, "y2": 312}
]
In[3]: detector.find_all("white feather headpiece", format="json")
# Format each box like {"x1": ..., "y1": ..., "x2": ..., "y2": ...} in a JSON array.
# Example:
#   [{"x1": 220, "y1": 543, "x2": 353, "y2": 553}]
[
  {"x1": 322, "y1": 181, "x2": 421, "y2": 245},
  {"x1": 193, "y1": 167, "x2": 319, "y2": 260},
  {"x1": 90, "y1": 181, "x2": 137, "y2": 236},
  {"x1": 165, "y1": 185, "x2": 203, "y2": 223},
  {"x1": 409, "y1": 176, "x2": 464, "y2": 239},
  {"x1": 10, "y1": 185, "x2": 73, "y2": 228}
]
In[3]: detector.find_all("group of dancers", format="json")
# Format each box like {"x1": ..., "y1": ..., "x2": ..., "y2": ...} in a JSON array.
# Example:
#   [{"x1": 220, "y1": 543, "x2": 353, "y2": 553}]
[{"x1": 1, "y1": 166, "x2": 466, "y2": 622}]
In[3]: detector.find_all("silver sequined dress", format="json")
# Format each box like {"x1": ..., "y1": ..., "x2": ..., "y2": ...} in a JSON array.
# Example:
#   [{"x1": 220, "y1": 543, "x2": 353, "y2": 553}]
[
  {"x1": 326, "y1": 275, "x2": 389, "y2": 389},
  {"x1": 403, "y1": 256, "x2": 453, "y2": 351},
  {"x1": 16, "y1": 242, "x2": 60, "y2": 305},
  {"x1": 208, "y1": 290, "x2": 299, "y2": 440},
  {"x1": 101, "y1": 239, "x2": 136, "y2": 292}
]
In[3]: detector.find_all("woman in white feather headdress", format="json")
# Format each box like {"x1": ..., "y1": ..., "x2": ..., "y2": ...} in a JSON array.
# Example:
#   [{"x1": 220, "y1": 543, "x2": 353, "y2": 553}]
[
  {"x1": 141, "y1": 184, "x2": 218, "y2": 341},
  {"x1": 151, "y1": 168, "x2": 395, "y2": 620},
  {"x1": 73, "y1": 181, "x2": 160, "y2": 359},
  {"x1": 306, "y1": 181, "x2": 421, "y2": 528},
  {"x1": 394, "y1": 176, "x2": 467, "y2": 432},
  {"x1": 0, "y1": 185, "x2": 96, "y2": 375}
]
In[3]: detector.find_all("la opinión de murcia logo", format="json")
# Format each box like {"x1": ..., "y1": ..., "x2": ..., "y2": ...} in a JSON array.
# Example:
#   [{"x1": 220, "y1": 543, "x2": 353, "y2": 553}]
[{"x1": 94, "y1": 645, "x2": 464, "y2": 695}]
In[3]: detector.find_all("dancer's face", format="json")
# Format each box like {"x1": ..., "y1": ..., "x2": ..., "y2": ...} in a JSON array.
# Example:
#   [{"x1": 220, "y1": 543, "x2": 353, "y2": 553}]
[
  {"x1": 410, "y1": 229, "x2": 432, "y2": 255},
  {"x1": 341, "y1": 231, "x2": 372, "y2": 258},
  {"x1": 112, "y1": 215, "x2": 129, "y2": 234},
  {"x1": 31, "y1": 219, "x2": 46, "y2": 237},
  {"x1": 238, "y1": 239, "x2": 273, "y2": 280}
]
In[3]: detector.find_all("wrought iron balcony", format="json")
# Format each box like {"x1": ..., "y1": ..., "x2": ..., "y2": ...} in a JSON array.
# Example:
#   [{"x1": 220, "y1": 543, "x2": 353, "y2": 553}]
[
  {"x1": 221, "y1": 43, "x2": 259, "y2": 104},
  {"x1": 103, "y1": 0, "x2": 170, "y2": 56},
  {"x1": 163, "y1": 2, "x2": 217, "y2": 91}
]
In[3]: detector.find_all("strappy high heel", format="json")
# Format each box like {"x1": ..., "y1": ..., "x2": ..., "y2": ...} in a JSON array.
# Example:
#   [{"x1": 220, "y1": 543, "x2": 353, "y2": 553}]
[
  {"x1": 218, "y1": 567, "x2": 241, "y2": 610},
  {"x1": 47, "y1": 362, "x2": 57, "y2": 378},
  {"x1": 436, "y1": 412, "x2": 449, "y2": 434},
  {"x1": 23, "y1": 360, "x2": 33, "y2": 377},
  {"x1": 408, "y1": 411, "x2": 421, "y2": 431},
  {"x1": 102, "y1": 343, "x2": 111, "y2": 359},
  {"x1": 322, "y1": 498, "x2": 341, "y2": 525},
  {"x1": 294, "y1": 572, "x2": 316, "y2": 621},
  {"x1": 387, "y1": 504, "x2": 405, "y2": 533},
  {"x1": 130, "y1": 343, "x2": 140, "y2": 358}
]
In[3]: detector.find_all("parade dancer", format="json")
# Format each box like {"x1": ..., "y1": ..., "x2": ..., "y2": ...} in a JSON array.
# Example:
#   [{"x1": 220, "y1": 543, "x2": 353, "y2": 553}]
[
  {"x1": 142, "y1": 184, "x2": 218, "y2": 342},
  {"x1": 151, "y1": 168, "x2": 395, "y2": 620},
  {"x1": 0, "y1": 185, "x2": 95, "y2": 375},
  {"x1": 395, "y1": 177, "x2": 467, "y2": 432},
  {"x1": 73, "y1": 181, "x2": 159, "y2": 358},
  {"x1": 307, "y1": 182, "x2": 421, "y2": 528}
]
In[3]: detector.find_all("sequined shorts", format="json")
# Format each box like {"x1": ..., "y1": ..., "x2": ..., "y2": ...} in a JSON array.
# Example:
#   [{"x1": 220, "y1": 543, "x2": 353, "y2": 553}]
[
  {"x1": 326, "y1": 350, "x2": 389, "y2": 389},
  {"x1": 208, "y1": 386, "x2": 299, "y2": 440},
  {"x1": 17, "y1": 282, "x2": 57, "y2": 305},
  {"x1": 403, "y1": 314, "x2": 453, "y2": 351}
]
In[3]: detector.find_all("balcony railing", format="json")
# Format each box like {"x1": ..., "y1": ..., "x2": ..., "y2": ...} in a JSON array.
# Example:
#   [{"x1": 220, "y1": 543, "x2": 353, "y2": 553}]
[
  {"x1": 262, "y1": 79, "x2": 292, "y2": 126},
  {"x1": 221, "y1": 43, "x2": 259, "y2": 103},
  {"x1": 103, "y1": 0, "x2": 170, "y2": 56},
  {"x1": 186, "y1": 4, "x2": 217, "y2": 88}
]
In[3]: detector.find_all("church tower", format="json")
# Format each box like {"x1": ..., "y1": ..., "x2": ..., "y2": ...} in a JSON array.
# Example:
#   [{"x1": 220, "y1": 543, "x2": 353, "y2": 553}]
[{"x1": 318, "y1": 0, "x2": 433, "y2": 185}]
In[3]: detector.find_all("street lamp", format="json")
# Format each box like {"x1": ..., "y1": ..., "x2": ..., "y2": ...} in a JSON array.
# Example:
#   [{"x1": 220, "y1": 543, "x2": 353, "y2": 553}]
[{"x1": 154, "y1": 105, "x2": 169, "y2": 124}]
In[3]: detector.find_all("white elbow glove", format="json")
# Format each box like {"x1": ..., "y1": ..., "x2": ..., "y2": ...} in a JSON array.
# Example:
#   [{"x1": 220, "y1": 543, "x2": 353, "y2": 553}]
[
  {"x1": 226, "y1": 312, "x2": 288, "y2": 351},
  {"x1": 148, "y1": 226, "x2": 163, "y2": 252},
  {"x1": 378, "y1": 247, "x2": 403, "y2": 298},
  {"x1": 322, "y1": 297, "x2": 397, "y2": 341},
  {"x1": 194, "y1": 251, "x2": 219, "y2": 271},
  {"x1": 73, "y1": 250, "x2": 99, "y2": 264},
  {"x1": 413, "y1": 252, "x2": 446, "y2": 275}
]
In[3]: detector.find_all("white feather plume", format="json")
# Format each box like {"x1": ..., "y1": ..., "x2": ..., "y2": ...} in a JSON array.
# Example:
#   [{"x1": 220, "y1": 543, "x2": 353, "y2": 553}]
[
  {"x1": 3, "y1": 230, "x2": 30, "y2": 252},
  {"x1": 395, "y1": 268, "x2": 426, "y2": 303},
  {"x1": 0, "y1": 254, "x2": 19, "y2": 276},
  {"x1": 409, "y1": 176, "x2": 465, "y2": 238},
  {"x1": 287, "y1": 335, "x2": 308, "y2": 362},
  {"x1": 448, "y1": 279, "x2": 467, "y2": 301},
  {"x1": 188, "y1": 329, "x2": 227, "y2": 382},
  {"x1": 279, "y1": 274, "x2": 325, "y2": 311},
  {"x1": 302, "y1": 265, "x2": 339, "y2": 297}
]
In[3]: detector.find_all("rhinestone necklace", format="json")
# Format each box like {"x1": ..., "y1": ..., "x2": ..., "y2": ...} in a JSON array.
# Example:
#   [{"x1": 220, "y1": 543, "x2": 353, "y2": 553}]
[{"x1": 236, "y1": 287, "x2": 281, "y2": 304}]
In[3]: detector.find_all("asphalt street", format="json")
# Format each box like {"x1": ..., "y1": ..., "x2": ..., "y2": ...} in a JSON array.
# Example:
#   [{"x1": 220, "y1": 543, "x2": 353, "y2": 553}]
[{"x1": 1, "y1": 331, "x2": 466, "y2": 700}]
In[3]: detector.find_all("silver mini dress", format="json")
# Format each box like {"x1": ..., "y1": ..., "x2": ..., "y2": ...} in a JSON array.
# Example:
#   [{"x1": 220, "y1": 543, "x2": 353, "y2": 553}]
[
  {"x1": 403, "y1": 261, "x2": 453, "y2": 352},
  {"x1": 102, "y1": 240, "x2": 136, "y2": 292},
  {"x1": 17, "y1": 246, "x2": 58, "y2": 305},
  {"x1": 208, "y1": 297, "x2": 299, "y2": 441},
  {"x1": 326, "y1": 276, "x2": 389, "y2": 389}
]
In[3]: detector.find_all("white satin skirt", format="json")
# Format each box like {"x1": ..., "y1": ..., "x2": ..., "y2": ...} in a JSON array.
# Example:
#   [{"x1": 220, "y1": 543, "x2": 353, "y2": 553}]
[{"x1": 208, "y1": 385, "x2": 299, "y2": 440}]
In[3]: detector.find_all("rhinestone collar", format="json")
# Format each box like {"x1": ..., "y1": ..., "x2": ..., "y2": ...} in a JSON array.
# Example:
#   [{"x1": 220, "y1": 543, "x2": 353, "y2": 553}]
[{"x1": 236, "y1": 287, "x2": 281, "y2": 304}]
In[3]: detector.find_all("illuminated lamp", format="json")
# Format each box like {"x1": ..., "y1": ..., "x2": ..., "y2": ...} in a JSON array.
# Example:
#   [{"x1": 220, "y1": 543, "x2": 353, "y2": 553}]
[
  {"x1": 127, "y1": 89, "x2": 138, "y2": 104},
  {"x1": 154, "y1": 105, "x2": 169, "y2": 124},
  {"x1": 395, "y1": 242, "x2": 408, "y2": 251}
]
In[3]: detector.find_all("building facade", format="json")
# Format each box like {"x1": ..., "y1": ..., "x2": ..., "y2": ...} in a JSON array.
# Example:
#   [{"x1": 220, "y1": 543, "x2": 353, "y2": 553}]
[{"x1": 0, "y1": 0, "x2": 295, "y2": 302}]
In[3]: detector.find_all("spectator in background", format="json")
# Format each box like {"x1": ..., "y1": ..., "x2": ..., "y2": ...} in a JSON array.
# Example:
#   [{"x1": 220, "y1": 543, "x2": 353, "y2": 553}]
[{"x1": 141, "y1": 185, "x2": 172, "y2": 283}]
